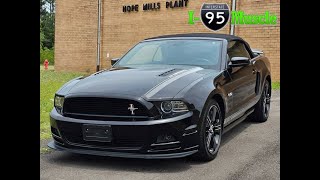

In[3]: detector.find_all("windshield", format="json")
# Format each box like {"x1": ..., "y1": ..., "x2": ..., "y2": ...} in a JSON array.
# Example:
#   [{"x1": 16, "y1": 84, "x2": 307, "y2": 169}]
[{"x1": 115, "y1": 39, "x2": 222, "y2": 69}]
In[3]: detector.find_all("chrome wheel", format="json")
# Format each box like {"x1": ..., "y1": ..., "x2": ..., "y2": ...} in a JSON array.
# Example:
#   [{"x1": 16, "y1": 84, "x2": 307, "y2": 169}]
[
  {"x1": 263, "y1": 83, "x2": 271, "y2": 117},
  {"x1": 205, "y1": 105, "x2": 222, "y2": 154}
]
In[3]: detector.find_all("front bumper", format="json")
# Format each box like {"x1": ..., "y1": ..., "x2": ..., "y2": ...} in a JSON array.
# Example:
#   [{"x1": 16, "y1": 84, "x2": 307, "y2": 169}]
[
  {"x1": 48, "y1": 108, "x2": 199, "y2": 159},
  {"x1": 48, "y1": 141, "x2": 197, "y2": 159}
]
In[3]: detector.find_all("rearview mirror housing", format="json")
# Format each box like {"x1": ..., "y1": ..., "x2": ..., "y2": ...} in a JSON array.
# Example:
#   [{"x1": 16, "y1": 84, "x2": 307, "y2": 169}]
[{"x1": 111, "y1": 58, "x2": 120, "y2": 66}]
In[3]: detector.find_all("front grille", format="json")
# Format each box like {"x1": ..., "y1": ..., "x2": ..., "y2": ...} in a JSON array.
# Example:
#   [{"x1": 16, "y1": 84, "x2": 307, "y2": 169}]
[
  {"x1": 57, "y1": 121, "x2": 150, "y2": 148},
  {"x1": 63, "y1": 97, "x2": 151, "y2": 119}
]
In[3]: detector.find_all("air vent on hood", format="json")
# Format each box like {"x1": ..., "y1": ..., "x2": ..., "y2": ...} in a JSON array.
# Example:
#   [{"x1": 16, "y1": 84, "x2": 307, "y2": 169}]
[{"x1": 158, "y1": 69, "x2": 182, "y2": 77}]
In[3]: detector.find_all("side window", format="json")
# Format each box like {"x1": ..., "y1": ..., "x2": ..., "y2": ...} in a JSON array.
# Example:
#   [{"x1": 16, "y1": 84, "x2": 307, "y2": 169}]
[{"x1": 227, "y1": 41, "x2": 251, "y2": 60}]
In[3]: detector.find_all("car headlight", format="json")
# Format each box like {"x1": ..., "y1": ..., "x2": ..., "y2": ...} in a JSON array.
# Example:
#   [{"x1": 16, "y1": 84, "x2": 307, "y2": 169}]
[
  {"x1": 160, "y1": 101, "x2": 188, "y2": 113},
  {"x1": 54, "y1": 95, "x2": 64, "y2": 114}
]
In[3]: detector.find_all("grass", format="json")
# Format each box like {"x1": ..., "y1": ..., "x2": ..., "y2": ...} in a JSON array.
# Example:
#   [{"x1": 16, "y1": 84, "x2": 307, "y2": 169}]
[
  {"x1": 40, "y1": 65, "x2": 55, "y2": 71},
  {"x1": 272, "y1": 82, "x2": 280, "y2": 90},
  {"x1": 40, "y1": 66, "x2": 87, "y2": 140},
  {"x1": 40, "y1": 147, "x2": 53, "y2": 154}
]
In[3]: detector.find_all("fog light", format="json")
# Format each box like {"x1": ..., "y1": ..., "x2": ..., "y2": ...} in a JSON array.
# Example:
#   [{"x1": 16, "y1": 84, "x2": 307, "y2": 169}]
[
  {"x1": 54, "y1": 95, "x2": 64, "y2": 114},
  {"x1": 51, "y1": 127, "x2": 60, "y2": 137},
  {"x1": 156, "y1": 134, "x2": 176, "y2": 143}
]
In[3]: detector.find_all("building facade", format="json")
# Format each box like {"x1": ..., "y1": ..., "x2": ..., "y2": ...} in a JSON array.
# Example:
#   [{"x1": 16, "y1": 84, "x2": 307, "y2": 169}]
[{"x1": 55, "y1": 0, "x2": 280, "y2": 81}]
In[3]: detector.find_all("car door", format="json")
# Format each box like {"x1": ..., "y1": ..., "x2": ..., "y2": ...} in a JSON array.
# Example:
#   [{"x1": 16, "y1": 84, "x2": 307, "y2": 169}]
[{"x1": 225, "y1": 40, "x2": 257, "y2": 121}]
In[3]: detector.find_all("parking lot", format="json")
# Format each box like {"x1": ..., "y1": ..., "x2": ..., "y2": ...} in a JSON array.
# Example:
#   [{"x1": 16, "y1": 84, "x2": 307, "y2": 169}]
[{"x1": 40, "y1": 91, "x2": 280, "y2": 180}]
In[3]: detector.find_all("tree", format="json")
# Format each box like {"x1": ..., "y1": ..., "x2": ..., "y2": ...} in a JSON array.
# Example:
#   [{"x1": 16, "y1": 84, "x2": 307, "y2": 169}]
[
  {"x1": 40, "y1": 0, "x2": 47, "y2": 17},
  {"x1": 46, "y1": 0, "x2": 55, "y2": 14},
  {"x1": 40, "y1": 0, "x2": 55, "y2": 49},
  {"x1": 41, "y1": 14, "x2": 55, "y2": 49},
  {"x1": 40, "y1": 20, "x2": 45, "y2": 50}
]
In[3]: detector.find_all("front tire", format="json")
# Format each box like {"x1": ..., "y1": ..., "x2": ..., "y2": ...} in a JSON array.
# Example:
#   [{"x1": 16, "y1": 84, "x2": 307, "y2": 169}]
[
  {"x1": 252, "y1": 80, "x2": 271, "y2": 122},
  {"x1": 195, "y1": 99, "x2": 223, "y2": 161}
]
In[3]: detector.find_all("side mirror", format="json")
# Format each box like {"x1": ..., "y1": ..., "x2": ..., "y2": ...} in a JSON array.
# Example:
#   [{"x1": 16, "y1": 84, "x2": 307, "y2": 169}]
[
  {"x1": 252, "y1": 49, "x2": 264, "y2": 57},
  {"x1": 229, "y1": 57, "x2": 250, "y2": 67},
  {"x1": 111, "y1": 58, "x2": 120, "y2": 66}
]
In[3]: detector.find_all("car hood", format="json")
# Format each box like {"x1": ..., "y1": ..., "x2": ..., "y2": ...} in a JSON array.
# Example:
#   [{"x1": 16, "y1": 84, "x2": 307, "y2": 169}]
[{"x1": 62, "y1": 65, "x2": 219, "y2": 100}]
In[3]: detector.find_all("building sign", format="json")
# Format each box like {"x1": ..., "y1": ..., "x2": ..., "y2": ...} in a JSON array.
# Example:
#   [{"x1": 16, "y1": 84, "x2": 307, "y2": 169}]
[{"x1": 123, "y1": 0, "x2": 189, "y2": 12}]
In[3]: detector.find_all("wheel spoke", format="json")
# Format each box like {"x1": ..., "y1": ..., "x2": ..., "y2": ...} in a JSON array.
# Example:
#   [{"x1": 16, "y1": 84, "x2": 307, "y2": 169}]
[
  {"x1": 214, "y1": 124, "x2": 221, "y2": 132},
  {"x1": 265, "y1": 106, "x2": 267, "y2": 114},
  {"x1": 266, "y1": 96, "x2": 271, "y2": 104},
  {"x1": 265, "y1": 103, "x2": 270, "y2": 113},
  {"x1": 214, "y1": 118, "x2": 220, "y2": 125},
  {"x1": 206, "y1": 132, "x2": 213, "y2": 148},
  {"x1": 212, "y1": 135, "x2": 219, "y2": 150},
  {"x1": 265, "y1": 85, "x2": 268, "y2": 94},
  {"x1": 211, "y1": 107, "x2": 217, "y2": 123},
  {"x1": 214, "y1": 136, "x2": 219, "y2": 144},
  {"x1": 206, "y1": 115, "x2": 212, "y2": 126},
  {"x1": 263, "y1": 84, "x2": 270, "y2": 115},
  {"x1": 265, "y1": 85, "x2": 270, "y2": 100}
]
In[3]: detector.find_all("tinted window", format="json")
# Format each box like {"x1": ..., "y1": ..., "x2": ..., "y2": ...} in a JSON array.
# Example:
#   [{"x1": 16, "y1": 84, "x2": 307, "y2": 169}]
[
  {"x1": 116, "y1": 40, "x2": 222, "y2": 69},
  {"x1": 227, "y1": 41, "x2": 251, "y2": 60}
]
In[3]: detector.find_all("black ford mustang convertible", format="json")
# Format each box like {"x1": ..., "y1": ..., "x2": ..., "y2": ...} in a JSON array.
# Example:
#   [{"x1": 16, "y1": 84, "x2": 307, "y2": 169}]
[{"x1": 48, "y1": 33, "x2": 271, "y2": 161}]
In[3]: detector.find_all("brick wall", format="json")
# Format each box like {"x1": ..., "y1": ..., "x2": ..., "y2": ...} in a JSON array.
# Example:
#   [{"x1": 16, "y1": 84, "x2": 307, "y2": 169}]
[
  {"x1": 235, "y1": 0, "x2": 280, "y2": 81},
  {"x1": 55, "y1": 0, "x2": 280, "y2": 81},
  {"x1": 55, "y1": 0, "x2": 98, "y2": 72},
  {"x1": 100, "y1": 0, "x2": 232, "y2": 69}
]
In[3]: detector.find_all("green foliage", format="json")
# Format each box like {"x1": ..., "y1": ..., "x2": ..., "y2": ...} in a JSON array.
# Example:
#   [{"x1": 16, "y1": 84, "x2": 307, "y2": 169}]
[
  {"x1": 40, "y1": 48, "x2": 54, "y2": 65},
  {"x1": 40, "y1": 0, "x2": 55, "y2": 49},
  {"x1": 40, "y1": 33, "x2": 44, "y2": 50},
  {"x1": 40, "y1": 147, "x2": 52, "y2": 154},
  {"x1": 40, "y1": 0, "x2": 47, "y2": 16},
  {"x1": 40, "y1": 69, "x2": 87, "y2": 140},
  {"x1": 271, "y1": 82, "x2": 280, "y2": 90},
  {"x1": 41, "y1": 14, "x2": 55, "y2": 49},
  {"x1": 40, "y1": 0, "x2": 55, "y2": 64},
  {"x1": 40, "y1": 20, "x2": 45, "y2": 50}
]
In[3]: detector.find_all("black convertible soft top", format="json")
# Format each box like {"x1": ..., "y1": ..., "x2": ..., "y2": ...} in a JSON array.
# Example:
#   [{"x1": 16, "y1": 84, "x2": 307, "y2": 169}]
[{"x1": 145, "y1": 33, "x2": 244, "y2": 42}]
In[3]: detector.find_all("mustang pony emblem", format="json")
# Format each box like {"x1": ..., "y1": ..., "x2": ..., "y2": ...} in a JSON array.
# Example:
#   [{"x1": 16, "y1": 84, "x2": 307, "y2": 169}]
[{"x1": 128, "y1": 104, "x2": 138, "y2": 115}]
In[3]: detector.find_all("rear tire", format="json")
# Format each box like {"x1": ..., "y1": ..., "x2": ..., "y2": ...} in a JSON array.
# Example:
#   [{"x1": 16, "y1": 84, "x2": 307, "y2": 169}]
[
  {"x1": 252, "y1": 80, "x2": 271, "y2": 122},
  {"x1": 194, "y1": 99, "x2": 223, "y2": 161}
]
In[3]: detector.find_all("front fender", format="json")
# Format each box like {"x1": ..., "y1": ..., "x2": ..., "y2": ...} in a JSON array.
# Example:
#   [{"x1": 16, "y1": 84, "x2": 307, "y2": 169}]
[
  {"x1": 174, "y1": 72, "x2": 228, "y2": 120},
  {"x1": 56, "y1": 76, "x2": 84, "y2": 96}
]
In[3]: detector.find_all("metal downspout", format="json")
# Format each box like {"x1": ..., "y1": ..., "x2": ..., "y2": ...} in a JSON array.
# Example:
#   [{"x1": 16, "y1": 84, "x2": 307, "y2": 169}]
[
  {"x1": 96, "y1": 0, "x2": 102, "y2": 72},
  {"x1": 230, "y1": 0, "x2": 236, "y2": 35}
]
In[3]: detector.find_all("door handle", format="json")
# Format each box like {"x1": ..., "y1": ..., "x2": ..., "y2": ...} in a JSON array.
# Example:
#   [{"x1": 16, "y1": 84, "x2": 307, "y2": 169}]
[{"x1": 252, "y1": 69, "x2": 257, "y2": 74}]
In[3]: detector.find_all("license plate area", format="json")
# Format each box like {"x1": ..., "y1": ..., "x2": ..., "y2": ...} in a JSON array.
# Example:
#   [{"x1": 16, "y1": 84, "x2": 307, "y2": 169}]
[{"x1": 82, "y1": 124, "x2": 112, "y2": 142}]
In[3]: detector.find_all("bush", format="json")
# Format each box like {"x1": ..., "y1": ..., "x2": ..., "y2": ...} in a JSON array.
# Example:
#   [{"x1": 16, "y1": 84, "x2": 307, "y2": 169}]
[{"x1": 40, "y1": 47, "x2": 54, "y2": 65}]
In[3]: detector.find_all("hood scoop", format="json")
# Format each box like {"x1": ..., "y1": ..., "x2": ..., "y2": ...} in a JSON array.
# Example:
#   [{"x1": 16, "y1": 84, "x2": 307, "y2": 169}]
[
  {"x1": 93, "y1": 69, "x2": 109, "y2": 76},
  {"x1": 158, "y1": 68, "x2": 182, "y2": 77}
]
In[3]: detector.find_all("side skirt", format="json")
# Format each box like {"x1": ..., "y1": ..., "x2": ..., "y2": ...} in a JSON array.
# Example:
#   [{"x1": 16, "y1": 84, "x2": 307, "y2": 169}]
[{"x1": 222, "y1": 108, "x2": 254, "y2": 134}]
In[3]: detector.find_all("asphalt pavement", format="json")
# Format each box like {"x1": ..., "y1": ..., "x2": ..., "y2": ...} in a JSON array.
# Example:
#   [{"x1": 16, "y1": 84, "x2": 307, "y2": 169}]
[{"x1": 40, "y1": 90, "x2": 280, "y2": 180}]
